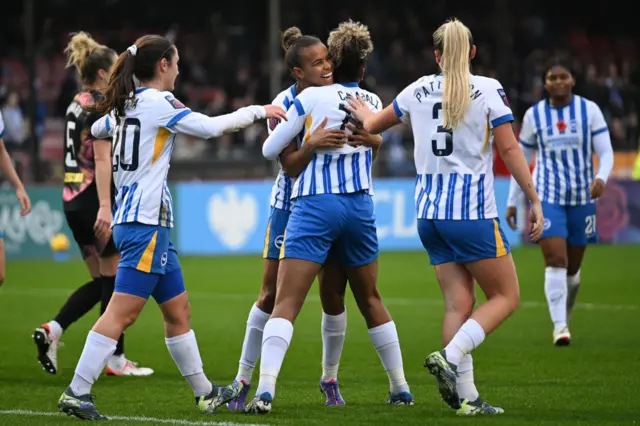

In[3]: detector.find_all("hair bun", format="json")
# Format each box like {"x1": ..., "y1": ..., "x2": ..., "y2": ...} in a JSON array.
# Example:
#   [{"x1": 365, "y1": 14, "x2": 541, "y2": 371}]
[{"x1": 282, "y1": 26, "x2": 303, "y2": 51}]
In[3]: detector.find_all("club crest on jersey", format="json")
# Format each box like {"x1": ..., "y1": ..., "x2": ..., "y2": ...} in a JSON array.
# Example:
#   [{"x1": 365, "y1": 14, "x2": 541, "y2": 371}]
[
  {"x1": 497, "y1": 89, "x2": 509, "y2": 107},
  {"x1": 268, "y1": 117, "x2": 280, "y2": 131},
  {"x1": 164, "y1": 96, "x2": 185, "y2": 109}
]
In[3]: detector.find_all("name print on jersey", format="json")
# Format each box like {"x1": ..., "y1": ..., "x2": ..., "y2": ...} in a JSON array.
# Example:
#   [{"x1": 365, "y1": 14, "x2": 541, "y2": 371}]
[
  {"x1": 337, "y1": 91, "x2": 380, "y2": 110},
  {"x1": 411, "y1": 80, "x2": 482, "y2": 103}
]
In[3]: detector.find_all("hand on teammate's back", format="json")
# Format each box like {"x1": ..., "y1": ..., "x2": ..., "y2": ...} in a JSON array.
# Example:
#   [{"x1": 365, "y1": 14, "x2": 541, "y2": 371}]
[
  {"x1": 346, "y1": 119, "x2": 381, "y2": 149},
  {"x1": 263, "y1": 105, "x2": 288, "y2": 121},
  {"x1": 306, "y1": 117, "x2": 346, "y2": 150}
]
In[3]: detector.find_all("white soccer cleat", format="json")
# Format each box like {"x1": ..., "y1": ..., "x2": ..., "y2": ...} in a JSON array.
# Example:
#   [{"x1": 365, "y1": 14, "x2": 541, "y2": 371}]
[
  {"x1": 105, "y1": 360, "x2": 154, "y2": 376},
  {"x1": 553, "y1": 326, "x2": 571, "y2": 346},
  {"x1": 33, "y1": 325, "x2": 59, "y2": 374}
]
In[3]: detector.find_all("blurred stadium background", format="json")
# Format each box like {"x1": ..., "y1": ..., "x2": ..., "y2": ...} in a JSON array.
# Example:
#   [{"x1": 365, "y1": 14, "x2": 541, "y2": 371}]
[{"x1": 0, "y1": 1, "x2": 639, "y2": 425}]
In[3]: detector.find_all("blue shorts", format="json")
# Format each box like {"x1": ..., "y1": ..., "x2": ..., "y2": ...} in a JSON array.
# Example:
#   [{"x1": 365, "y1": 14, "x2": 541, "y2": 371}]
[
  {"x1": 280, "y1": 192, "x2": 378, "y2": 267},
  {"x1": 112, "y1": 223, "x2": 185, "y2": 304},
  {"x1": 418, "y1": 218, "x2": 511, "y2": 265},
  {"x1": 541, "y1": 202, "x2": 597, "y2": 246},
  {"x1": 263, "y1": 207, "x2": 291, "y2": 260}
]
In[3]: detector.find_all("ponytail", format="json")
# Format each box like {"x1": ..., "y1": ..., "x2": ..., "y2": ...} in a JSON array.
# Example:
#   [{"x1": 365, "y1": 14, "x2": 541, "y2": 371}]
[
  {"x1": 433, "y1": 19, "x2": 472, "y2": 130},
  {"x1": 90, "y1": 50, "x2": 136, "y2": 118}
]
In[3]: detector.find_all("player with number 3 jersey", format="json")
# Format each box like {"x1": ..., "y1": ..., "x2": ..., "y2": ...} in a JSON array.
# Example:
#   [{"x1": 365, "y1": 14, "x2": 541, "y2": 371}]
[
  {"x1": 347, "y1": 19, "x2": 543, "y2": 416},
  {"x1": 56, "y1": 34, "x2": 286, "y2": 421}
]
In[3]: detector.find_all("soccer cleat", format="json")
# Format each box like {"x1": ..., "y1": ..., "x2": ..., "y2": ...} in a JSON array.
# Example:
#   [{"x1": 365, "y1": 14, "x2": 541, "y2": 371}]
[
  {"x1": 424, "y1": 350, "x2": 461, "y2": 409},
  {"x1": 553, "y1": 326, "x2": 571, "y2": 346},
  {"x1": 33, "y1": 324, "x2": 58, "y2": 375},
  {"x1": 226, "y1": 380, "x2": 250, "y2": 411},
  {"x1": 244, "y1": 392, "x2": 273, "y2": 414},
  {"x1": 320, "y1": 379, "x2": 346, "y2": 406},
  {"x1": 387, "y1": 391, "x2": 414, "y2": 406},
  {"x1": 457, "y1": 397, "x2": 504, "y2": 416},
  {"x1": 58, "y1": 387, "x2": 108, "y2": 421},
  {"x1": 105, "y1": 360, "x2": 154, "y2": 376},
  {"x1": 196, "y1": 382, "x2": 243, "y2": 414}
]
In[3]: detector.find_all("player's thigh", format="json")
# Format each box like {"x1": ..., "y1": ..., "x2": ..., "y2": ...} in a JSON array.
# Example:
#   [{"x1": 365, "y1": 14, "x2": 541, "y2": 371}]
[
  {"x1": 0, "y1": 237, "x2": 5, "y2": 285},
  {"x1": 335, "y1": 192, "x2": 379, "y2": 268},
  {"x1": 318, "y1": 254, "x2": 348, "y2": 315},
  {"x1": 65, "y1": 210, "x2": 101, "y2": 277},
  {"x1": 273, "y1": 258, "x2": 322, "y2": 322},
  {"x1": 435, "y1": 218, "x2": 511, "y2": 264},
  {"x1": 280, "y1": 195, "x2": 340, "y2": 265},
  {"x1": 567, "y1": 203, "x2": 598, "y2": 247},
  {"x1": 98, "y1": 237, "x2": 120, "y2": 277},
  {"x1": 263, "y1": 207, "x2": 290, "y2": 261},
  {"x1": 464, "y1": 253, "x2": 520, "y2": 305},
  {"x1": 417, "y1": 219, "x2": 455, "y2": 265},
  {"x1": 152, "y1": 246, "x2": 186, "y2": 306},
  {"x1": 434, "y1": 262, "x2": 475, "y2": 315}
]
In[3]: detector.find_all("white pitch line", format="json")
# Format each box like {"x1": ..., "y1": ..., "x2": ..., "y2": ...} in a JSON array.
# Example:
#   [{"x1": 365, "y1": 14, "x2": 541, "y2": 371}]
[
  {"x1": 0, "y1": 409, "x2": 268, "y2": 426},
  {"x1": 1, "y1": 288, "x2": 637, "y2": 311}
]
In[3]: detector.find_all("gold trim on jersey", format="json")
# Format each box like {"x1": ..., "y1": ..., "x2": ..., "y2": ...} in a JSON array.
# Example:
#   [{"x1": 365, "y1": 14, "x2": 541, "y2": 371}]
[
  {"x1": 136, "y1": 230, "x2": 158, "y2": 273},
  {"x1": 64, "y1": 172, "x2": 84, "y2": 183},
  {"x1": 303, "y1": 114, "x2": 313, "y2": 142},
  {"x1": 153, "y1": 128, "x2": 171, "y2": 165}
]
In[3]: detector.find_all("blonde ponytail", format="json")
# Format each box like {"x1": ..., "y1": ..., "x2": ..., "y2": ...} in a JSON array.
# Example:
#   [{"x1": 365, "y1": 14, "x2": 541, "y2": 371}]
[
  {"x1": 64, "y1": 32, "x2": 101, "y2": 73},
  {"x1": 433, "y1": 19, "x2": 472, "y2": 130}
]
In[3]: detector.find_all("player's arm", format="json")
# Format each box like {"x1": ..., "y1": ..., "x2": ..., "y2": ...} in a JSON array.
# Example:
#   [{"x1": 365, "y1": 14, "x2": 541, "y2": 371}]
[
  {"x1": 168, "y1": 99, "x2": 286, "y2": 140},
  {"x1": 262, "y1": 99, "x2": 309, "y2": 160},
  {"x1": 345, "y1": 86, "x2": 411, "y2": 134},
  {"x1": 507, "y1": 108, "x2": 537, "y2": 208},
  {"x1": 0, "y1": 116, "x2": 29, "y2": 215},
  {"x1": 589, "y1": 104, "x2": 614, "y2": 198},
  {"x1": 93, "y1": 137, "x2": 113, "y2": 240}
]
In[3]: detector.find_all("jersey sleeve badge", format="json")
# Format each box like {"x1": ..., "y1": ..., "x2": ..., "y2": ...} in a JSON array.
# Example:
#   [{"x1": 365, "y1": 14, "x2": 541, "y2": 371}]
[
  {"x1": 497, "y1": 89, "x2": 510, "y2": 107},
  {"x1": 164, "y1": 95, "x2": 186, "y2": 109},
  {"x1": 268, "y1": 117, "x2": 280, "y2": 131}
]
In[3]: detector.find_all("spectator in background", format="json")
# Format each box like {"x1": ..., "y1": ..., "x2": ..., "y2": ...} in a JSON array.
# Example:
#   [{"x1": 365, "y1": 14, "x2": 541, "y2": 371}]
[{"x1": 2, "y1": 92, "x2": 25, "y2": 150}]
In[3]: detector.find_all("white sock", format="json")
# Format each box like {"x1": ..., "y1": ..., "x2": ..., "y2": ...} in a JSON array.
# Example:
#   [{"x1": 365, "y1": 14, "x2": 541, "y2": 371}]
[
  {"x1": 566, "y1": 269, "x2": 581, "y2": 320},
  {"x1": 456, "y1": 354, "x2": 479, "y2": 401},
  {"x1": 368, "y1": 321, "x2": 410, "y2": 394},
  {"x1": 107, "y1": 353, "x2": 126, "y2": 371},
  {"x1": 256, "y1": 318, "x2": 294, "y2": 398},
  {"x1": 545, "y1": 267, "x2": 568, "y2": 331},
  {"x1": 47, "y1": 320, "x2": 63, "y2": 340},
  {"x1": 444, "y1": 319, "x2": 486, "y2": 366},
  {"x1": 321, "y1": 310, "x2": 346, "y2": 381},
  {"x1": 70, "y1": 331, "x2": 117, "y2": 396},
  {"x1": 166, "y1": 330, "x2": 213, "y2": 397},
  {"x1": 236, "y1": 304, "x2": 271, "y2": 384}
]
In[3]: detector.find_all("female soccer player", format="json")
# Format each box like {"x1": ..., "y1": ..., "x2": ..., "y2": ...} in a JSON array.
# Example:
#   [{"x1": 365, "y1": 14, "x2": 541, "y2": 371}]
[
  {"x1": 506, "y1": 62, "x2": 614, "y2": 345},
  {"x1": 56, "y1": 34, "x2": 286, "y2": 421},
  {"x1": 347, "y1": 18, "x2": 543, "y2": 415},
  {"x1": 245, "y1": 20, "x2": 413, "y2": 415},
  {"x1": 33, "y1": 32, "x2": 152, "y2": 377},
  {"x1": 230, "y1": 26, "x2": 355, "y2": 410},
  {"x1": 0, "y1": 111, "x2": 31, "y2": 284}
]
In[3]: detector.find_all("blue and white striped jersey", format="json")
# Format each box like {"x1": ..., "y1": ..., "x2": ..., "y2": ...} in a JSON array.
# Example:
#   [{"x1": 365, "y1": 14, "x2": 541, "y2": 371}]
[
  {"x1": 91, "y1": 87, "x2": 267, "y2": 228},
  {"x1": 518, "y1": 96, "x2": 608, "y2": 205},
  {"x1": 262, "y1": 82, "x2": 379, "y2": 198},
  {"x1": 267, "y1": 84, "x2": 299, "y2": 211},
  {"x1": 394, "y1": 74, "x2": 514, "y2": 220}
]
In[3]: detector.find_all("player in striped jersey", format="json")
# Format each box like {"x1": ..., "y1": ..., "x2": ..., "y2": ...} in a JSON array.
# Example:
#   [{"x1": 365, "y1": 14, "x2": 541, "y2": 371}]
[
  {"x1": 246, "y1": 20, "x2": 413, "y2": 415},
  {"x1": 506, "y1": 62, "x2": 614, "y2": 346},
  {"x1": 33, "y1": 32, "x2": 152, "y2": 378},
  {"x1": 346, "y1": 19, "x2": 543, "y2": 416},
  {"x1": 56, "y1": 34, "x2": 286, "y2": 421},
  {"x1": 229, "y1": 27, "x2": 355, "y2": 410},
  {"x1": 0, "y1": 111, "x2": 31, "y2": 285}
]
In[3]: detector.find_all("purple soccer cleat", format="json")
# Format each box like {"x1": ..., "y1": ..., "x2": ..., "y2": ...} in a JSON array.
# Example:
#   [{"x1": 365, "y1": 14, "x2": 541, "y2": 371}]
[
  {"x1": 226, "y1": 380, "x2": 250, "y2": 411},
  {"x1": 320, "y1": 379, "x2": 346, "y2": 406}
]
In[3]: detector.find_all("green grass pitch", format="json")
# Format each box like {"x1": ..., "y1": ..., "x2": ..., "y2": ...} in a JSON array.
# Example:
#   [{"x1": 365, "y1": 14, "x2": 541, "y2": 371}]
[{"x1": 0, "y1": 245, "x2": 639, "y2": 425}]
